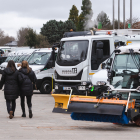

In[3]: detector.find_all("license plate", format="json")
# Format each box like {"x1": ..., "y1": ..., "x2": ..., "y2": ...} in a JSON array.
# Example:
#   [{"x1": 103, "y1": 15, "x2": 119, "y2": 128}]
[
  {"x1": 63, "y1": 87, "x2": 71, "y2": 90},
  {"x1": 78, "y1": 86, "x2": 85, "y2": 90}
]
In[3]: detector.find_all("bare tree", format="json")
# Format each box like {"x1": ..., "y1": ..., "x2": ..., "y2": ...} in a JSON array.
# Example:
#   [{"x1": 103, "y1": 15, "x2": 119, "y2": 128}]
[
  {"x1": 0, "y1": 29, "x2": 4, "y2": 38},
  {"x1": 35, "y1": 34, "x2": 50, "y2": 48},
  {"x1": 17, "y1": 27, "x2": 30, "y2": 46},
  {"x1": 96, "y1": 11, "x2": 111, "y2": 29},
  {"x1": 0, "y1": 29, "x2": 15, "y2": 46},
  {"x1": 120, "y1": 17, "x2": 140, "y2": 29}
]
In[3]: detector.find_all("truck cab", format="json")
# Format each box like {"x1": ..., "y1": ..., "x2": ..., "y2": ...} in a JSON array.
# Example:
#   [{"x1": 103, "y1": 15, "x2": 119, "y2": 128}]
[{"x1": 54, "y1": 32, "x2": 126, "y2": 95}]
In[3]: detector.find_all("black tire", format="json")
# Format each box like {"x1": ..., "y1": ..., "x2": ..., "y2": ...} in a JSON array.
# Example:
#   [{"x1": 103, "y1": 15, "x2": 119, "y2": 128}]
[{"x1": 40, "y1": 80, "x2": 52, "y2": 94}]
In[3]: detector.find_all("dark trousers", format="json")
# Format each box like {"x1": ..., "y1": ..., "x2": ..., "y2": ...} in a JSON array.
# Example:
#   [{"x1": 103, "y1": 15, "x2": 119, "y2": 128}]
[
  {"x1": 20, "y1": 96, "x2": 32, "y2": 113},
  {"x1": 6, "y1": 99, "x2": 16, "y2": 115}
]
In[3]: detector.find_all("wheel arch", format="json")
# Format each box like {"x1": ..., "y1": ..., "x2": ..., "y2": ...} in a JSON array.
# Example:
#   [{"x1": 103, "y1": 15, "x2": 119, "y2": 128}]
[{"x1": 41, "y1": 77, "x2": 55, "y2": 88}]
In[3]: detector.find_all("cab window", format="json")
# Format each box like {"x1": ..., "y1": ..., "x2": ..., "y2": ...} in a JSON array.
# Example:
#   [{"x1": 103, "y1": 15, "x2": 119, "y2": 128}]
[{"x1": 91, "y1": 40, "x2": 110, "y2": 70}]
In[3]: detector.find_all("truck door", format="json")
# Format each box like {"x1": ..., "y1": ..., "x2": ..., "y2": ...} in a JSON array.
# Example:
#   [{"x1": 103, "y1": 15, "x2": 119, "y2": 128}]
[{"x1": 89, "y1": 39, "x2": 111, "y2": 80}]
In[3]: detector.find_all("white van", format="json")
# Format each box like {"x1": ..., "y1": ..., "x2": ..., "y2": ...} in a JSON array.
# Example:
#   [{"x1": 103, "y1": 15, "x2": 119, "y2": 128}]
[{"x1": 27, "y1": 48, "x2": 57, "y2": 94}]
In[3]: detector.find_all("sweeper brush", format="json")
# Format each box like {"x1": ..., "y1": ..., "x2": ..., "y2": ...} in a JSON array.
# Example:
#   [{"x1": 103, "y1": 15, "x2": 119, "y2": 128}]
[
  {"x1": 71, "y1": 111, "x2": 129, "y2": 124},
  {"x1": 68, "y1": 97, "x2": 139, "y2": 124}
]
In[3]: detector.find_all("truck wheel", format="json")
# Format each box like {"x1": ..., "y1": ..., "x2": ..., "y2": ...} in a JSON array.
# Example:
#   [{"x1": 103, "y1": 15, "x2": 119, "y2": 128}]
[
  {"x1": 135, "y1": 118, "x2": 140, "y2": 126},
  {"x1": 40, "y1": 80, "x2": 52, "y2": 94}
]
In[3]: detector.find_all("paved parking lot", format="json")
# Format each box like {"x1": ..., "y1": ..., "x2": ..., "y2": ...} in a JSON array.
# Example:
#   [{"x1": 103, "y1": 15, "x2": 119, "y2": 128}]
[{"x1": 0, "y1": 90, "x2": 140, "y2": 140}]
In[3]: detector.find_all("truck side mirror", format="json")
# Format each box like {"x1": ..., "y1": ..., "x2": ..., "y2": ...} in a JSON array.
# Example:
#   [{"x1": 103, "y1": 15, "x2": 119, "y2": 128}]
[
  {"x1": 108, "y1": 58, "x2": 113, "y2": 66},
  {"x1": 96, "y1": 41, "x2": 103, "y2": 59},
  {"x1": 101, "y1": 63, "x2": 106, "y2": 69},
  {"x1": 105, "y1": 58, "x2": 113, "y2": 70},
  {"x1": 52, "y1": 43, "x2": 60, "y2": 48}
]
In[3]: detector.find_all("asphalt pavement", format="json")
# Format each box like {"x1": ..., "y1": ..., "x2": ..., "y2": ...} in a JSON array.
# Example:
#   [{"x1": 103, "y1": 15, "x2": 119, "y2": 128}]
[{"x1": 0, "y1": 90, "x2": 140, "y2": 140}]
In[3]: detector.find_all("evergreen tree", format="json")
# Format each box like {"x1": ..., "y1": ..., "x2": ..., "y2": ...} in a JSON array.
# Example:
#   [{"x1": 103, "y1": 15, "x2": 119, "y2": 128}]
[
  {"x1": 25, "y1": 28, "x2": 37, "y2": 48},
  {"x1": 68, "y1": 5, "x2": 79, "y2": 30},
  {"x1": 40, "y1": 20, "x2": 61, "y2": 45},
  {"x1": 97, "y1": 11, "x2": 111, "y2": 29},
  {"x1": 78, "y1": 0, "x2": 93, "y2": 31},
  {"x1": 64, "y1": 20, "x2": 76, "y2": 31},
  {"x1": 40, "y1": 20, "x2": 76, "y2": 44},
  {"x1": 77, "y1": 14, "x2": 84, "y2": 31}
]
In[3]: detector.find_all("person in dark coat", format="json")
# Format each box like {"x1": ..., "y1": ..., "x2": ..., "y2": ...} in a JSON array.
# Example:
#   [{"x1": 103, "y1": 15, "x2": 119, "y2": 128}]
[
  {"x1": 0, "y1": 60, "x2": 19, "y2": 119},
  {"x1": 18, "y1": 61, "x2": 37, "y2": 118}
]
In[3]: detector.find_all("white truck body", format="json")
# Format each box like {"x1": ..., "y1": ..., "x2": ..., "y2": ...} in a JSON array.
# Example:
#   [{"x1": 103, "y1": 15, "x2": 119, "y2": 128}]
[
  {"x1": 91, "y1": 44, "x2": 140, "y2": 86},
  {"x1": 54, "y1": 33, "x2": 127, "y2": 95}
]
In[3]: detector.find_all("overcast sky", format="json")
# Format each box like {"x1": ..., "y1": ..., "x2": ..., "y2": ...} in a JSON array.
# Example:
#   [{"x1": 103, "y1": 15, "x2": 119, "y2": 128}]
[{"x1": 0, "y1": 0, "x2": 139, "y2": 38}]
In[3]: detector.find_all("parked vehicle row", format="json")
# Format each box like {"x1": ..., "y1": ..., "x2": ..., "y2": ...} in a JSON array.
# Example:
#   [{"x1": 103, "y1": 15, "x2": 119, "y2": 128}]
[{"x1": 0, "y1": 47, "x2": 57, "y2": 94}]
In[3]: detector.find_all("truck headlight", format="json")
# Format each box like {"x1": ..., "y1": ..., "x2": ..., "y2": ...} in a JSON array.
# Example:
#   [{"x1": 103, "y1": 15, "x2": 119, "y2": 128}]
[
  {"x1": 55, "y1": 85, "x2": 58, "y2": 89},
  {"x1": 55, "y1": 70, "x2": 57, "y2": 79},
  {"x1": 81, "y1": 82, "x2": 87, "y2": 85},
  {"x1": 34, "y1": 70, "x2": 40, "y2": 74},
  {"x1": 81, "y1": 81, "x2": 91, "y2": 86},
  {"x1": 96, "y1": 81, "x2": 106, "y2": 85}
]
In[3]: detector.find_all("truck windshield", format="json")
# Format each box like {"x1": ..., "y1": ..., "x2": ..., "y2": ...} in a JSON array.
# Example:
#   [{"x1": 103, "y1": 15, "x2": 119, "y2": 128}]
[
  {"x1": 111, "y1": 54, "x2": 140, "y2": 99},
  {"x1": 28, "y1": 52, "x2": 51, "y2": 65},
  {"x1": 17, "y1": 55, "x2": 28, "y2": 63},
  {"x1": 56, "y1": 40, "x2": 89, "y2": 66},
  {"x1": 5, "y1": 56, "x2": 13, "y2": 62},
  {"x1": 14, "y1": 56, "x2": 22, "y2": 62}
]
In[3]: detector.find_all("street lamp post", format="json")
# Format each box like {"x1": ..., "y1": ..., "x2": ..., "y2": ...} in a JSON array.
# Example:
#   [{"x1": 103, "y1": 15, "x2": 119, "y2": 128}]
[
  {"x1": 130, "y1": 0, "x2": 132, "y2": 28},
  {"x1": 113, "y1": 0, "x2": 115, "y2": 29},
  {"x1": 123, "y1": 0, "x2": 125, "y2": 29},
  {"x1": 118, "y1": 0, "x2": 120, "y2": 29}
]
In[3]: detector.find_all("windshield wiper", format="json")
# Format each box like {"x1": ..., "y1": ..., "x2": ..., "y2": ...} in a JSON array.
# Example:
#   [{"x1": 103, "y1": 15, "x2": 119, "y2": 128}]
[
  {"x1": 62, "y1": 60, "x2": 68, "y2": 63},
  {"x1": 72, "y1": 59, "x2": 80, "y2": 62},
  {"x1": 29, "y1": 62, "x2": 38, "y2": 65}
]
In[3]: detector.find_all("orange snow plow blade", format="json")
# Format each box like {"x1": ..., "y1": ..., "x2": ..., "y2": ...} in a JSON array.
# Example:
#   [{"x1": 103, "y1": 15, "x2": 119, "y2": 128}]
[{"x1": 68, "y1": 97, "x2": 137, "y2": 124}]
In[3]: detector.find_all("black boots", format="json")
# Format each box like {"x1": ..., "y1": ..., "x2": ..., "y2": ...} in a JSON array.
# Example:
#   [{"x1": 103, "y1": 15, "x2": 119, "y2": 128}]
[
  {"x1": 22, "y1": 113, "x2": 26, "y2": 117},
  {"x1": 29, "y1": 109, "x2": 33, "y2": 118},
  {"x1": 22, "y1": 110, "x2": 33, "y2": 118}
]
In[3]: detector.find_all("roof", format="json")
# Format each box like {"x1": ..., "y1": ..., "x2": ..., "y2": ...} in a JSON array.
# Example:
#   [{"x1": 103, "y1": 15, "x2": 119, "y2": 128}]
[
  {"x1": 125, "y1": 35, "x2": 140, "y2": 41},
  {"x1": 61, "y1": 35, "x2": 112, "y2": 41},
  {"x1": 4, "y1": 41, "x2": 17, "y2": 46},
  {"x1": 0, "y1": 46, "x2": 11, "y2": 49},
  {"x1": 35, "y1": 48, "x2": 53, "y2": 53},
  {"x1": 116, "y1": 44, "x2": 140, "y2": 54}
]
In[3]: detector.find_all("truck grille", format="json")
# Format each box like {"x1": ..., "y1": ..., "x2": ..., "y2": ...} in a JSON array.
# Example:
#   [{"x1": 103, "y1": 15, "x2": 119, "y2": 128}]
[{"x1": 56, "y1": 70, "x2": 83, "y2": 80}]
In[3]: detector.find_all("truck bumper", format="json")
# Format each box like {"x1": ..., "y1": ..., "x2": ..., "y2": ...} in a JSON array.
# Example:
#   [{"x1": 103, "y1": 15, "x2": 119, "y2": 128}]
[{"x1": 54, "y1": 82, "x2": 87, "y2": 95}]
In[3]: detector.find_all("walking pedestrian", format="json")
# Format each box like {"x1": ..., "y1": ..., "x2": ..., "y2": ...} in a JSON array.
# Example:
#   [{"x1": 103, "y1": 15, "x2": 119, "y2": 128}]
[
  {"x1": 18, "y1": 61, "x2": 37, "y2": 118},
  {"x1": 0, "y1": 60, "x2": 19, "y2": 119}
]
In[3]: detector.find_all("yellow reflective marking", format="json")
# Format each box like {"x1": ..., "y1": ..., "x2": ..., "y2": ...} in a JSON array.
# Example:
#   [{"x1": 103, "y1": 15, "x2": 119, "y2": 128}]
[
  {"x1": 135, "y1": 109, "x2": 137, "y2": 112},
  {"x1": 89, "y1": 73, "x2": 95, "y2": 75},
  {"x1": 126, "y1": 41, "x2": 132, "y2": 45},
  {"x1": 52, "y1": 94, "x2": 96, "y2": 109}
]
